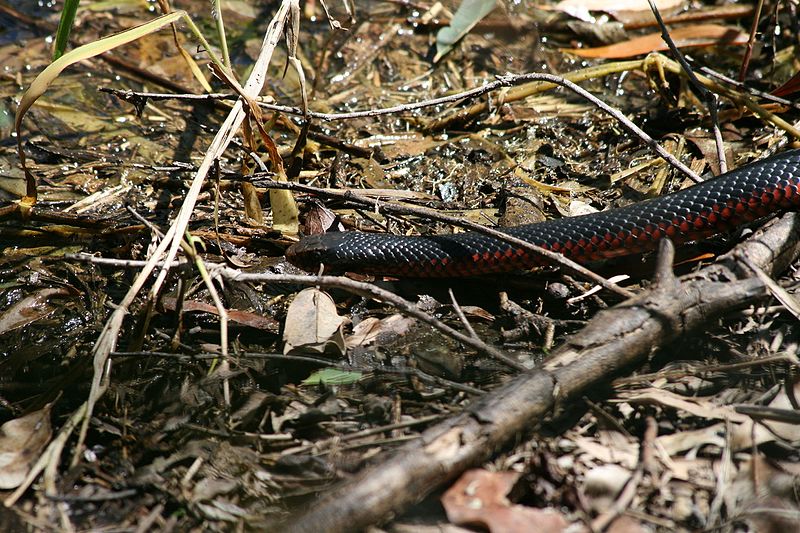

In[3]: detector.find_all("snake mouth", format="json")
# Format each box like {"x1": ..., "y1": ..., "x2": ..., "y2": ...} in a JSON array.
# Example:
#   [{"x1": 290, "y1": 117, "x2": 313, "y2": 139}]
[{"x1": 285, "y1": 238, "x2": 323, "y2": 271}]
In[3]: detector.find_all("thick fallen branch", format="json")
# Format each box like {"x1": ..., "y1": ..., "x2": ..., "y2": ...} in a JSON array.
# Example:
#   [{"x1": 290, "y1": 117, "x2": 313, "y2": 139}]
[{"x1": 282, "y1": 212, "x2": 800, "y2": 533}]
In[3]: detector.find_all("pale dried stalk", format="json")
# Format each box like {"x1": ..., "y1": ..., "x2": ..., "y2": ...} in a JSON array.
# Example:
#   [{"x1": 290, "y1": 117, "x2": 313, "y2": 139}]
[{"x1": 73, "y1": 0, "x2": 295, "y2": 463}]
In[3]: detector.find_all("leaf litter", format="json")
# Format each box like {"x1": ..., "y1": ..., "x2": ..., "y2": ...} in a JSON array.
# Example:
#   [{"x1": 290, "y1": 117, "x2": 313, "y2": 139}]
[{"x1": 0, "y1": 0, "x2": 800, "y2": 531}]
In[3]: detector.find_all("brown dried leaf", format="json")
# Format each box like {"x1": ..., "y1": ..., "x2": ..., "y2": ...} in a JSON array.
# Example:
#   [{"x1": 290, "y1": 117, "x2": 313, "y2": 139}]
[
  {"x1": 657, "y1": 423, "x2": 726, "y2": 455},
  {"x1": 582, "y1": 464, "x2": 632, "y2": 514},
  {"x1": 607, "y1": 515, "x2": 650, "y2": 533},
  {"x1": 303, "y1": 200, "x2": 337, "y2": 236},
  {"x1": 242, "y1": 181, "x2": 265, "y2": 225},
  {"x1": 0, "y1": 405, "x2": 52, "y2": 489},
  {"x1": 562, "y1": 24, "x2": 748, "y2": 59},
  {"x1": 459, "y1": 306, "x2": 495, "y2": 321},
  {"x1": 772, "y1": 69, "x2": 800, "y2": 98},
  {"x1": 442, "y1": 469, "x2": 569, "y2": 533},
  {"x1": 345, "y1": 314, "x2": 415, "y2": 349},
  {"x1": 161, "y1": 297, "x2": 279, "y2": 332},
  {"x1": 283, "y1": 288, "x2": 347, "y2": 356},
  {"x1": 554, "y1": 0, "x2": 683, "y2": 22},
  {"x1": 574, "y1": 435, "x2": 638, "y2": 469},
  {"x1": 0, "y1": 287, "x2": 73, "y2": 335},
  {"x1": 249, "y1": 121, "x2": 299, "y2": 236},
  {"x1": 618, "y1": 388, "x2": 750, "y2": 423}
]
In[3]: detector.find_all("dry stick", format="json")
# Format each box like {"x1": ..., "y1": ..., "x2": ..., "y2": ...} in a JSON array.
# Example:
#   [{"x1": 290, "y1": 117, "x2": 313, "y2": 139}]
[
  {"x1": 101, "y1": 79, "x2": 526, "y2": 121},
  {"x1": 215, "y1": 270, "x2": 526, "y2": 371},
  {"x1": 422, "y1": 54, "x2": 800, "y2": 141},
  {"x1": 698, "y1": 66, "x2": 800, "y2": 111},
  {"x1": 252, "y1": 176, "x2": 634, "y2": 299},
  {"x1": 67, "y1": 253, "x2": 187, "y2": 269},
  {"x1": 426, "y1": 60, "x2": 642, "y2": 130},
  {"x1": 647, "y1": 0, "x2": 727, "y2": 174},
  {"x1": 733, "y1": 405, "x2": 800, "y2": 425},
  {"x1": 448, "y1": 288, "x2": 479, "y2": 340},
  {"x1": 112, "y1": 350, "x2": 486, "y2": 395},
  {"x1": 738, "y1": 0, "x2": 765, "y2": 82},
  {"x1": 278, "y1": 213, "x2": 800, "y2": 533},
  {"x1": 102, "y1": 70, "x2": 701, "y2": 184}
]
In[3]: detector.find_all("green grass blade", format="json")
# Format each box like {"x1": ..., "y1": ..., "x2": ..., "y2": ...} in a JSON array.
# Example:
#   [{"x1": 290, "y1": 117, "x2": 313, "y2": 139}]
[{"x1": 53, "y1": 0, "x2": 80, "y2": 60}]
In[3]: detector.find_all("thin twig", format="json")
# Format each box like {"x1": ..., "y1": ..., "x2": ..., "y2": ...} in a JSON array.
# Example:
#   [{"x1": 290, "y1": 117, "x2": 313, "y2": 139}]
[
  {"x1": 103, "y1": 72, "x2": 701, "y2": 184},
  {"x1": 449, "y1": 288, "x2": 479, "y2": 340},
  {"x1": 698, "y1": 66, "x2": 800, "y2": 110},
  {"x1": 126, "y1": 205, "x2": 166, "y2": 236},
  {"x1": 738, "y1": 0, "x2": 765, "y2": 81},
  {"x1": 66, "y1": 253, "x2": 187, "y2": 269},
  {"x1": 647, "y1": 0, "x2": 726, "y2": 173},
  {"x1": 99, "y1": 85, "x2": 513, "y2": 121},
  {"x1": 251, "y1": 175, "x2": 636, "y2": 299},
  {"x1": 214, "y1": 268, "x2": 528, "y2": 371}
]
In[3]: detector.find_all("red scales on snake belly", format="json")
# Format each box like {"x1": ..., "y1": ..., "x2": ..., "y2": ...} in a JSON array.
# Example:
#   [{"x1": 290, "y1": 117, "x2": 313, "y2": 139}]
[{"x1": 286, "y1": 150, "x2": 800, "y2": 278}]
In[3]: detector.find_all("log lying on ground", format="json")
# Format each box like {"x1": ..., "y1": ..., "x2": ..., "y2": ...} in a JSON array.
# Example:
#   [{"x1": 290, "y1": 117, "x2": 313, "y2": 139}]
[{"x1": 284, "y1": 213, "x2": 800, "y2": 533}]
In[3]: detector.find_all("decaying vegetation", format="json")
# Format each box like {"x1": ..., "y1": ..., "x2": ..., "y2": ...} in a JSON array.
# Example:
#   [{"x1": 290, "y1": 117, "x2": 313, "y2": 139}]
[{"x1": 1, "y1": 0, "x2": 800, "y2": 531}]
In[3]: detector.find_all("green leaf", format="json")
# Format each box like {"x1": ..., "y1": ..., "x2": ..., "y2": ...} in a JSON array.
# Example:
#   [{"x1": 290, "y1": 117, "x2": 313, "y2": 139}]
[
  {"x1": 303, "y1": 368, "x2": 363, "y2": 386},
  {"x1": 435, "y1": 0, "x2": 497, "y2": 63}
]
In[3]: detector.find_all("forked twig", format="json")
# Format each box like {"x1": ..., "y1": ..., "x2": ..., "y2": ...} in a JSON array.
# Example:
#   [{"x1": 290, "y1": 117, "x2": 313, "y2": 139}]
[{"x1": 215, "y1": 268, "x2": 528, "y2": 371}]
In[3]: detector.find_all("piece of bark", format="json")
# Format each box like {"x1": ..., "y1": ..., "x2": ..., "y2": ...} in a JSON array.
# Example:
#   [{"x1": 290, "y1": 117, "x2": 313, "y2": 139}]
[{"x1": 283, "y1": 213, "x2": 800, "y2": 533}]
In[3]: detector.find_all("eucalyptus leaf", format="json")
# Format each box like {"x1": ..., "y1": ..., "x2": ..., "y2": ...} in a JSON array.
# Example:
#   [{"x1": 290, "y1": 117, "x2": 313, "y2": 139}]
[
  {"x1": 435, "y1": 0, "x2": 497, "y2": 62},
  {"x1": 303, "y1": 368, "x2": 363, "y2": 386}
]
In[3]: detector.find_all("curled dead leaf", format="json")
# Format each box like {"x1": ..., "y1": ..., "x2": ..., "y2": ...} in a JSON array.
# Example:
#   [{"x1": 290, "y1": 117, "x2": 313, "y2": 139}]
[
  {"x1": 553, "y1": 0, "x2": 684, "y2": 23},
  {"x1": 283, "y1": 287, "x2": 347, "y2": 356},
  {"x1": 0, "y1": 405, "x2": 53, "y2": 489},
  {"x1": 442, "y1": 469, "x2": 569, "y2": 533},
  {"x1": 0, "y1": 287, "x2": 75, "y2": 335}
]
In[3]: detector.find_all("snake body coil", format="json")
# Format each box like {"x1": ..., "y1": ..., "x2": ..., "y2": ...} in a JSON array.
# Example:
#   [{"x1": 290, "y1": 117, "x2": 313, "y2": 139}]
[{"x1": 286, "y1": 150, "x2": 800, "y2": 277}]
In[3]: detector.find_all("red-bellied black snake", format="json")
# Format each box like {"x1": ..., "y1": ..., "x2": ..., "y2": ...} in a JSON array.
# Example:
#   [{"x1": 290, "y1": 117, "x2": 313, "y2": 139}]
[{"x1": 285, "y1": 150, "x2": 800, "y2": 277}]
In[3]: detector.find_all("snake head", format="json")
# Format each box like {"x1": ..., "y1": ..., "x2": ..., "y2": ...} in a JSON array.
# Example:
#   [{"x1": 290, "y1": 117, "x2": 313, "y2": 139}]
[
  {"x1": 285, "y1": 235, "x2": 325, "y2": 272},
  {"x1": 285, "y1": 233, "x2": 353, "y2": 274}
]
